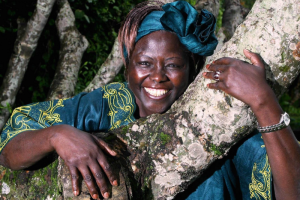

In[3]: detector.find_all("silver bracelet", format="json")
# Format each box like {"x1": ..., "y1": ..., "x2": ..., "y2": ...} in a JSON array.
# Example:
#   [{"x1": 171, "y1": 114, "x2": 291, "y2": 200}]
[{"x1": 257, "y1": 112, "x2": 290, "y2": 133}]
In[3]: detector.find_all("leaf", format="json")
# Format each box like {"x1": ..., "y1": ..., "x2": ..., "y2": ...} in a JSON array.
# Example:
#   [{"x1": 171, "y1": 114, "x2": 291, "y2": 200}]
[
  {"x1": 0, "y1": 26, "x2": 5, "y2": 33},
  {"x1": 75, "y1": 9, "x2": 85, "y2": 19},
  {"x1": 84, "y1": 15, "x2": 90, "y2": 23}
]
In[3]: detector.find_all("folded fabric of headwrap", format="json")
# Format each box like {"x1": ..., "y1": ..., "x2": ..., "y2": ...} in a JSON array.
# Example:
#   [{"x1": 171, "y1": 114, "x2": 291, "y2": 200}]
[{"x1": 128, "y1": 1, "x2": 218, "y2": 58}]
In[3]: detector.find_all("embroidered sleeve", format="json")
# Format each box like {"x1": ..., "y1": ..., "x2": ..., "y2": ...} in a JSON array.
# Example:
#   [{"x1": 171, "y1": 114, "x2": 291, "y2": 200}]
[
  {"x1": 0, "y1": 82, "x2": 136, "y2": 154},
  {"x1": 1, "y1": 99, "x2": 65, "y2": 153}
]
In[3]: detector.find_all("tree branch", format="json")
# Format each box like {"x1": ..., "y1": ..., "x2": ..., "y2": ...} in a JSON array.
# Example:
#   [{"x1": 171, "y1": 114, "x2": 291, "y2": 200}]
[
  {"x1": 46, "y1": 0, "x2": 89, "y2": 100},
  {"x1": 0, "y1": 0, "x2": 56, "y2": 131}
]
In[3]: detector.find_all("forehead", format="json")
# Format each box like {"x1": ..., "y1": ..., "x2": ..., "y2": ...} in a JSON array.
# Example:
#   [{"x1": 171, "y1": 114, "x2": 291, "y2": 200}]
[{"x1": 132, "y1": 31, "x2": 188, "y2": 58}]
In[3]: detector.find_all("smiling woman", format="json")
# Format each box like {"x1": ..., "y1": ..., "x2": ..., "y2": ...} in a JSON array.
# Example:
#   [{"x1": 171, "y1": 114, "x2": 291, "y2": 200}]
[
  {"x1": 127, "y1": 31, "x2": 190, "y2": 117},
  {"x1": 0, "y1": 1, "x2": 300, "y2": 200}
]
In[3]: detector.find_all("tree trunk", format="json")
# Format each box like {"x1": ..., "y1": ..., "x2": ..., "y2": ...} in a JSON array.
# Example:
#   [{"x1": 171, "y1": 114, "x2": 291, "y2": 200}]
[
  {"x1": 81, "y1": 0, "x2": 299, "y2": 199},
  {"x1": 1, "y1": 0, "x2": 300, "y2": 199},
  {"x1": 209, "y1": 0, "x2": 250, "y2": 62},
  {"x1": 46, "y1": 0, "x2": 89, "y2": 100},
  {"x1": 0, "y1": 0, "x2": 56, "y2": 131},
  {"x1": 194, "y1": 0, "x2": 220, "y2": 19}
]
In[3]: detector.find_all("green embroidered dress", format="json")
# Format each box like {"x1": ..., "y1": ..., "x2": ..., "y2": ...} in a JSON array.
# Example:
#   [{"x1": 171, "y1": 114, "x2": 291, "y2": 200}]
[{"x1": 0, "y1": 82, "x2": 272, "y2": 200}]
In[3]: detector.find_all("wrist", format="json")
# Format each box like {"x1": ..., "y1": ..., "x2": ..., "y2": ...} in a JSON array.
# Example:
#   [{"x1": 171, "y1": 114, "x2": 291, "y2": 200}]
[{"x1": 48, "y1": 124, "x2": 69, "y2": 150}]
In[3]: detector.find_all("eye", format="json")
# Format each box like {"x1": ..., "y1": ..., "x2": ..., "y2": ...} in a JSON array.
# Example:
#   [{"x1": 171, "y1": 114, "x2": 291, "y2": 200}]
[
  {"x1": 139, "y1": 61, "x2": 150, "y2": 66},
  {"x1": 166, "y1": 64, "x2": 181, "y2": 69}
]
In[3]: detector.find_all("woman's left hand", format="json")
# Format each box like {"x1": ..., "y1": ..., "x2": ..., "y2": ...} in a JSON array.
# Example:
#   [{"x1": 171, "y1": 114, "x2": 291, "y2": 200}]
[{"x1": 203, "y1": 49, "x2": 274, "y2": 108}]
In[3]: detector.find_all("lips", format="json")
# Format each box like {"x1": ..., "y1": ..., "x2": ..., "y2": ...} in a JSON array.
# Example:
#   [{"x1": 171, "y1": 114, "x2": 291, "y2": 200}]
[{"x1": 144, "y1": 87, "x2": 169, "y2": 97}]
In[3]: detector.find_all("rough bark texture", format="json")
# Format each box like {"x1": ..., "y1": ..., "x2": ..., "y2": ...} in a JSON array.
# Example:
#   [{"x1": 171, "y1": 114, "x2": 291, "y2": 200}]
[
  {"x1": 58, "y1": 0, "x2": 300, "y2": 199},
  {"x1": 194, "y1": 0, "x2": 220, "y2": 19},
  {"x1": 46, "y1": 0, "x2": 89, "y2": 100},
  {"x1": 1, "y1": 0, "x2": 300, "y2": 199},
  {"x1": 0, "y1": 0, "x2": 56, "y2": 131},
  {"x1": 84, "y1": 38, "x2": 123, "y2": 92}
]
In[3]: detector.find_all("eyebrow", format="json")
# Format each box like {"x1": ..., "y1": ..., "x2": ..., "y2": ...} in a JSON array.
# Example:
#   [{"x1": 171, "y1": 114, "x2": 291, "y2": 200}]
[
  {"x1": 137, "y1": 53, "x2": 154, "y2": 60},
  {"x1": 165, "y1": 56, "x2": 184, "y2": 61}
]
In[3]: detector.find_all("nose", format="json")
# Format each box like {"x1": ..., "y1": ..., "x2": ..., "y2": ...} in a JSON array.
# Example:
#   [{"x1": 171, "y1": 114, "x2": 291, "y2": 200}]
[{"x1": 149, "y1": 65, "x2": 167, "y2": 83}]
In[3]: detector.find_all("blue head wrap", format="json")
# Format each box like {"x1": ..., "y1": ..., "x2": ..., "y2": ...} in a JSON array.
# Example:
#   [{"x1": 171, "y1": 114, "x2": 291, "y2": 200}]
[{"x1": 124, "y1": 1, "x2": 218, "y2": 59}]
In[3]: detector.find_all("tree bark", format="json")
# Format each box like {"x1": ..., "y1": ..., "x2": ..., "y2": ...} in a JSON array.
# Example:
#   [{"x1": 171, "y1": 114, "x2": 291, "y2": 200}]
[
  {"x1": 1, "y1": 0, "x2": 300, "y2": 199},
  {"x1": 208, "y1": 0, "x2": 250, "y2": 63},
  {"x1": 79, "y1": 0, "x2": 299, "y2": 199},
  {"x1": 194, "y1": 0, "x2": 220, "y2": 19},
  {"x1": 46, "y1": 0, "x2": 89, "y2": 100},
  {"x1": 0, "y1": 0, "x2": 56, "y2": 131}
]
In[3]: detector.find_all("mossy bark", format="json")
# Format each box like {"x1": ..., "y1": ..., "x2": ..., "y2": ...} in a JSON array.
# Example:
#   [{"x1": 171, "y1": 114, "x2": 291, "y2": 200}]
[{"x1": 1, "y1": 0, "x2": 300, "y2": 199}]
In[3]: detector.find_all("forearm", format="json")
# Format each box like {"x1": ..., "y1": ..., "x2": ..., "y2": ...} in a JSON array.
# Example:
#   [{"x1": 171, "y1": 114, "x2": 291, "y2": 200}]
[
  {"x1": 0, "y1": 125, "x2": 64, "y2": 170},
  {"x1": 251, "y1": 95, "x2": 300, "y2": 199}
]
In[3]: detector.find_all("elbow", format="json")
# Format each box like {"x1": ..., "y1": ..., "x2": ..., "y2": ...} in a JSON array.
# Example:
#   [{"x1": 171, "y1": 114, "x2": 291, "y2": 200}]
[{"x1": 0, "y1": 153, "x2": 10, "y2": 168}]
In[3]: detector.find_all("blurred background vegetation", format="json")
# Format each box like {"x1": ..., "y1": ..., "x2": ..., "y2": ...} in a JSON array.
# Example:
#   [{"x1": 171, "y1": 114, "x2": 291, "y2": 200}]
[{"x1": 0, "y1": 0, "x2": 299, "y2": 131}]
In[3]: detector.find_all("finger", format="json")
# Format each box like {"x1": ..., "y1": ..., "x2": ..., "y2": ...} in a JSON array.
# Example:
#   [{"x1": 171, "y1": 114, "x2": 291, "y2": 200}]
[
  {"x1": 69, "y1": 166, "x2": 80, "y2": 196},
  {"x1": 207, "y1": 81, "x2": 227, "y2": 91},
  {"x1": 78, "y1": 166, "x2": 99, "y2": 200},
  {"x1": 243, "y1": 49, "x2": 264, "y2": 69},
  {"x1": 202, "y1": 71, "x2": 224, "y2": 81},
  {"x1": 93, "y1": 136, "x2": 117, "y2": 157},
  {"x1": 206, "y1": 63, "x2": 227, "y2": 73},
  {"x1": 89, "y1": 164, "x2": 110, "y2": 199},
  {"x1": 210, "y1": 57, "x2": 233, "y2": 65},
  {"x1": 97, "y1": 153, "x2": 118, "y2": 187}
]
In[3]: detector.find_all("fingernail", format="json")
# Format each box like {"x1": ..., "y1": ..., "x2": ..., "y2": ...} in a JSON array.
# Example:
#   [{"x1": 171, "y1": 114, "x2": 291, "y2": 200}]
[
  {"x1": 206, "y1": 64, "x2": 210, "y2": 69},
  {"x1": 73, "y1": 190, "x2": 79, "y2": 196},
  {"x1": 113, "y1": 180, "x2": 118, "y2": 186},
  {"x1": 92, "y1": 194, "x2": 98, "y2": 199},
  {"x1": 103, "y1": 192, "x2": 109, "y2": 198},
  {"x1": 245, "y1": 49, "x2": 251, "y2": 52}
]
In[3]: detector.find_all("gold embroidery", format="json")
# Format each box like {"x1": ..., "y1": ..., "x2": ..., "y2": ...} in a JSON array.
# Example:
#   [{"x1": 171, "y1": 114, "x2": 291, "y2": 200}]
[
  {"x1": 102, "y1": 83, "x2": 135, "y2": 130},
  {"x1": 249, "y1": 155, "x2": 271, "y2": 200},
  {"x1": 0, "y1": 100, "x2": 64, "y2": 152},
  {"x1": 38, "y1": 99, "x2": 64, "y2": 127}
]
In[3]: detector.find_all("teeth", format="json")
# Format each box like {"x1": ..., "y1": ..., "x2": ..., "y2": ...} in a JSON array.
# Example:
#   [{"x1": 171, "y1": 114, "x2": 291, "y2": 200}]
[{"x1": 144, "y1": 87, "x2": 169, "y2": 97}]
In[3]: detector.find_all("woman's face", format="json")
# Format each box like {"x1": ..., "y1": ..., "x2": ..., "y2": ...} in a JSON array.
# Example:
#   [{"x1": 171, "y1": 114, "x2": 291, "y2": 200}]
[{"x1": 127, "y1": 31, "x2": 190, "y2": 117}]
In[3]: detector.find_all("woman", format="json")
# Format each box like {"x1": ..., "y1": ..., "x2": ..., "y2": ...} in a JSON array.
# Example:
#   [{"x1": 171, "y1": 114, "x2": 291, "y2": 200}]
[{"x1": 0, "y1": 1, "x2": 299, "y2": 199}]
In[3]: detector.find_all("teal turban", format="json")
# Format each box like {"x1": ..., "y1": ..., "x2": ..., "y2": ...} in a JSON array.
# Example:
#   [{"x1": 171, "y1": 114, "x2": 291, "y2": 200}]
[{"x1": 135, "y1": 1, "x2": 218, "y2": 56}]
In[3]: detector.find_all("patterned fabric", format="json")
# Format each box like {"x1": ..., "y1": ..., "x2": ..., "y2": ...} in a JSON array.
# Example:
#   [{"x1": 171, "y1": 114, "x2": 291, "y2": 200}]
[
  {"x1": 186, "y1": 131, "x2": 273, "y2": 200},
  {"x1": 0, "y1": 82, "x2": 272, "y2": 199},
  {"x1": 0, "y1": 82, "x2": 136, "y2": 153}
]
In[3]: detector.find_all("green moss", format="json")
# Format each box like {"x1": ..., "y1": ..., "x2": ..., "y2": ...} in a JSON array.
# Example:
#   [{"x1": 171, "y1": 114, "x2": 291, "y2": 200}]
[
  {"x1": 121, "y1": 125, "x2": 129, "y2": 135},
  {"x1": 0, "y1": 159, "x2": 61, "y2": 199},
  {"x1": 159, "y1": 132, "x2": 171, "y2": 145},
  {"x1": 210, "y1": 144, "x2": 222, "y2": 156},
  {"x1": 279, "y1": 66, "x2": 290, "y2": 72},
  {"x1": 231, "y1": 114, "x2": 241, "y2": 126}
]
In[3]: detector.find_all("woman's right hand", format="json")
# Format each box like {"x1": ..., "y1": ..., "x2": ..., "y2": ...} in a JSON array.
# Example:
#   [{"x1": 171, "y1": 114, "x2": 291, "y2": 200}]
[{"x1": 50, "y1": 124, "x2": 118, "y2": 199}]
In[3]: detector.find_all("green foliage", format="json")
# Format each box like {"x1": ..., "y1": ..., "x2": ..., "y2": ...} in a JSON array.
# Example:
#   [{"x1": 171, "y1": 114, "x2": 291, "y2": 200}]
[
  {"x1": 279, "y1": 93, "x2": 300, "y2": 130},
  {"x1": 0, "y1": 103, "x2": 13, "y2": 114},
  {"x1": 216, "y1": 0, "x2": 225, "y2": 32}
]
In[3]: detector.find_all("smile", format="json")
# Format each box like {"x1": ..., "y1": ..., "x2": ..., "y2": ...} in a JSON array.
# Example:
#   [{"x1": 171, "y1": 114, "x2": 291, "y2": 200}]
[{"x1": 144, "y1": 87, "x2": 169, "y2": 97}]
